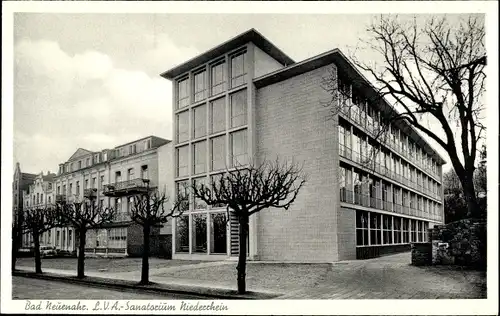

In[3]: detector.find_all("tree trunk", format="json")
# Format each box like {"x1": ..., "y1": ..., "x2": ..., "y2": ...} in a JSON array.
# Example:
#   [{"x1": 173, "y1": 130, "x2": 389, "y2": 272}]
[
  {"x1": 140, "y1": 224, "x2": 151, "y2": 285},
  {"x1": 33, "y1": 231, "x2": 42, "y2": 274},
  {"x1": 236, "y1": 216, "x2": 249, "y2": 294},
  {"x1": 463, "y1": 180, "x2": 480, "y2": 219},
  {"x1": 77, "y1": 228, "x2": 86, "y2": 278}
]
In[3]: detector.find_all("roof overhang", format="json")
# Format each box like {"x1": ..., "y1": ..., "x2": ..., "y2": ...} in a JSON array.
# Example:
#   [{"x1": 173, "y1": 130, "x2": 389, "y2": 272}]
[{"x1": 160, "y1": 29, "x2": 295, "y2": 80}]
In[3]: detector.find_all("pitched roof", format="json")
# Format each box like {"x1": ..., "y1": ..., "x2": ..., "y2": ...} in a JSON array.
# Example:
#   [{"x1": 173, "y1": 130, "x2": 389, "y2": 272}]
[{"x1": 67, "y1": 148, "x2": 93, "y2": 162}]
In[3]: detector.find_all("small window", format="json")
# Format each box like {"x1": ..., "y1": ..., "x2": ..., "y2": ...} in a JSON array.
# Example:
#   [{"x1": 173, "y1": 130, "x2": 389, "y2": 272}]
[
  {"x1": 194, "y1": 70, "x2": 207, "y2": 102},
  {"x1": 141, "y1": 165, "x2": 149, "y2": 180},
  {"x1": 230, "y1": 90, "x2": 247, "y2": 128}
]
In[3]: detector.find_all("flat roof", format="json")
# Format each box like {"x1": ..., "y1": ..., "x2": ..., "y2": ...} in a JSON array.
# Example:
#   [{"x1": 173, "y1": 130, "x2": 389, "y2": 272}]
[
  {"x1": 253, "y1": 49, "x2": 447, "y2": 165},
  {"x1": 160, "y1": 28, "x2": 295, "y2": 80}
]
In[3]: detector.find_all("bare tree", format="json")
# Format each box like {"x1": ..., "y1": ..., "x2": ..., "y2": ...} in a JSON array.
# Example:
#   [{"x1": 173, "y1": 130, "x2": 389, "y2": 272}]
[
  {"x1": 130, "y1": 180, "x2": 189, "y2": 285},
  {"x1": 191, "y1": 159, "x2": 306, "y2": 294},
  {"x1": 57, "y1": 191, "x2": 115, "y2": 278},
  {"x1": 20, "y1": 205, "x2": 60, "y2": 273},
  {"x1": 324, "y1": 15, "x2": 486, "y2": 218}
]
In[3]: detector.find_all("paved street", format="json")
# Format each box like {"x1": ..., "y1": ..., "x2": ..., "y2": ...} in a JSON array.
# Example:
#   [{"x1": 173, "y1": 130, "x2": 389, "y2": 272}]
[{"x1": 12, "y1": 276, "x2": 205, "y2": 300}]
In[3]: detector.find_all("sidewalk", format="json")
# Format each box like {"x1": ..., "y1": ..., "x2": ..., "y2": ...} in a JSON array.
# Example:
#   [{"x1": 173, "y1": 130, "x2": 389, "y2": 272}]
[{"x1": 14, "y1": 252, "x2": 487, "y2": 300}]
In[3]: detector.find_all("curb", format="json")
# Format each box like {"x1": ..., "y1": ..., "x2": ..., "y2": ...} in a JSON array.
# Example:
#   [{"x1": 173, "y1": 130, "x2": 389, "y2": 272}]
[{"x1": 13, "y1": 270, "x2": 280, "y2": 300}]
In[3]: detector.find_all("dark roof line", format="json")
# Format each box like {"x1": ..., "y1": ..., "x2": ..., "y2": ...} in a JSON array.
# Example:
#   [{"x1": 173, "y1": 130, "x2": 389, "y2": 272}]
[{"x1": 160, "y1": 28, "x2": 295, "y2": 80}]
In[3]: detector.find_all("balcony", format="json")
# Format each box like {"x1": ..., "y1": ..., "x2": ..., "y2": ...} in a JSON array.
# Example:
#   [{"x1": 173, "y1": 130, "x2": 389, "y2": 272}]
[
  {"x1": 103, "y1": 178, "x2": 150, "y2": 197},
  {"x1": 84, "y1": 188, "x2": 98, "y2": 199},
  {"x1": 55, "y1": 195, "x2": 67, "y2": 203}
]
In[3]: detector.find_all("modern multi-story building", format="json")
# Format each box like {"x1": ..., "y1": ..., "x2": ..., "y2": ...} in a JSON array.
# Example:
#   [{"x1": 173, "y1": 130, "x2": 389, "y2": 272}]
[
  {"x1": 13, "y1": 163, "x2": 37, "y2": 251},
  {"x1": 21, "y1": 171, "x2": 57, "y2": 249},
  {"x1": 54, "y1": 135, "x2": 170, "y2": 257},
  {"x1": 161, "y1": 29, "x2": 445, "y2": 262}
]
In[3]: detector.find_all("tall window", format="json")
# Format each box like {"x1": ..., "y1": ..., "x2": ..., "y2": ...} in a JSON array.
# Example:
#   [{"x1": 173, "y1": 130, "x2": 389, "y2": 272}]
[
  {"x1": 177, "y1": 146, "x2": 189, "y2": 177},
  {"x1": 210, "y1": 98, "x2": 225, "y2": 134},
  {"x1": 176, "y1": 215, "x2": 189, "y2": 253},
  {"x1": 84, "y1": 179, "x2": 89, "y2": 189},
  {"x1": 100, "y1": 175, "x2": 104, "y2": 188},
  {"x1": 115, "y1": 198, "x2": 122, "y2": 213},
  {"x1": 76, "y1": 181, "x2": 80, "y2": 196},
  {"x1": 115, "y1": 171, "x2": 121, "y2": 183},
  {"x1": 211, "y1": 61, "x2": 226, "y2": 95},
  {"x1": 177, "y1": 111, "x2": 189, "y2": 143},
  {"x1": 230, "y1": 90, "x2": 247, "y2": 128},
  {"x1": 230, "y1": 130, "x2": 248, "y2": 167},
  {"x1": 127, "y1": 168, "x2": 134, "y2": 180},
  {"x1": 230, "y1": 51, "x2": 247, "y2": 88},
  {"x1": 411, "y1": 220, "x2": 417, "y2": 242},
  {"x1": 177, "y1": 78, "x2": 189, "y2": 109},
  {"x1": 394, "y1": 217, "x2": 402, "y2": 243},
  {"x1": 339, "y1": 125, "x2": 345, "y2": 154},
  {"x1": 403, "y1": 218, "x2": 410, "y2": 243},
  {"x1": 356, "y1": 210, "x2": 369, "y2": 246},
  {"x1": 193, "y1": 141, "x2": 207, "y2": 175},
  {"x1": 193, "y1": 104, "x2": 207, "y2": 138},
  {"x1": 92, "y1": 177, "x2": 96, "y2": 189},
  {"x1": 141, "y1": 165, "x2": 149, "y2": 180},
  {"x1": 211, "y1": 213, "x2": 228, "y2": 254},
  {"x1": 211, "y1": 136, "x2": 226, "y2": 171},
  {"x1": 194, "y1": 70, "x2": 207, "y2": 102},
  {"x1": 383, "y1": 215, "x2": 393, "y2": 244},
  {"x1": 370, "y1": 213, "x2": 382, "y2": 245}
]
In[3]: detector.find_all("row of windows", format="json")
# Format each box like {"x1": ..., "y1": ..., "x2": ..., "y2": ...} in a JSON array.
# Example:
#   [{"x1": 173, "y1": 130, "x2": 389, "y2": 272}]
[
  {"x1": 177, "y1": 89, "x2": 248, "y2": 144},
  {"x1": 85, "y1": 228, "x2": 127, "y2": 249},
  {"x1": 356, "y1": 210, "x2": 429, "y2": 246},
  {"x1": 339, "y1": 125, "x2": 441, "y2": 199},
  {"x1": 28, "y1": 193, "x2": 52, "y2": 206},
  {"x1": 177, "y1": 50, "x2": 247, "y2": 109},
  {"x1": 56, "y1": 165, "x2": 149, "y2": 196},
  {"x1": 59, "y1": 140, "x2": 152, "y2": 175},
  {"x1": 337, "y1": 74, "x2": 441, "y2": 179},
  {"x1": 339, "y1": 165, "x2": 442, "y2": 218},
  {"x1": 176, "y1": 129, "x2": 248, "y2": 178}
]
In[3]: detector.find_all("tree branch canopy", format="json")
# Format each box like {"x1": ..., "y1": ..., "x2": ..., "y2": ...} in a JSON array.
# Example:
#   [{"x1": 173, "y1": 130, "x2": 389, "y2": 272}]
[
  {"x1": 324, "y1": 15, "x2": 486, "y2": 216},
  {"x1": 191, "y1": 158, "x2": 307, "y2": 218}
]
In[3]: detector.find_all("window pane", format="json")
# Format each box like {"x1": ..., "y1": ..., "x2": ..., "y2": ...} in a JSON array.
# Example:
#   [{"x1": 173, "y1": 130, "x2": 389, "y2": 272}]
[
  {"x1": 177, "y1": 111, "x2": 189, "y2": 143},
  {"x1": 231, "y1": 52, "x2": 247, "y2": 88},
  {"x1": 211, "y1": 136, "x2": 226, "y2": 171},
  {"x1": 178, "y1": 78, "x2": 189, "y2": 109},
  {"x1": 193, "y1": 141, "x2": 207, "y2": 174},
  {"x1": 230, "y1": 90, "x2": 247, "y2": 128},
  {"x1": 177, "y1": 146, "x2": 189, "y2": 177},
  {"x1": 210, "y1": 212, "x2": 227, "y2": 254},
  {"x1": 192, "y1": 214, "x2": 207, "y2": 253},
  {"x1": 193, "y1": 177, "x2": 207, "y2": 209},
  {"x1": 193, "y1": 105, "x2": 207, "y2": 138},
  {"x1": 231, "y1": 130, "x2": 248, "y2": 167},
  {"x1": 210, "y1": 98, "x2": 225, "y2": 134},
  {"x1": 194, "y1": 71, "x2": 207, "y2": 102},
  {"x1": 175, "y1": 215, "x2": 189, "y2": 253},
  {"x1": 211, "y1": 62, "x2": 226, "y2": 95}
]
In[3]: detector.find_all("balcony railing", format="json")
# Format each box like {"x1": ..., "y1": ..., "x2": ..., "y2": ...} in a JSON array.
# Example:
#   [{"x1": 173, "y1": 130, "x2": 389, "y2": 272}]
[
  {"x1": 84, "y1": 188, "x2": 98, "y2": 199},
  {"x1": 55, "y1": 195, "x2": 67, "y2": 203},
  {"x1": 103, "y1": 178, "x2": 150, "y2": 197},
  {"x1": 339, "y1": 109, "x2": 442, "y2": 182},
  {"x1": 339, "y1": 144, "x2": 442, "y2": 201},
  {"x1": 340, "y1": 188, "x2": 442, "y2": 222}
]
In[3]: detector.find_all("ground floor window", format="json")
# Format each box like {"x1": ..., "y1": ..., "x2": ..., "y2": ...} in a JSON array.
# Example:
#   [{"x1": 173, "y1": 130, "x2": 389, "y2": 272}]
[
  {"x1": 175, "y1": 211, "x2": 229, "y2": 255},
  {"x1": 356, "y1": 210, "x2": 369, "y2": 246},
  {"x1": 356, "y1": 210, "x2": 430, "y2": 247},
  {"x1": 108, "y1": 228, "x2": 126, "y2": 249}
]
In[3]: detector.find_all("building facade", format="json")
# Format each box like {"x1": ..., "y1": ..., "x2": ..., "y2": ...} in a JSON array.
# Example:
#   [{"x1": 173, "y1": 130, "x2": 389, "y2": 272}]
[
  {"x1": 161, "y1": 29, "x2": 446, "y2": 262},
  {"x1": 54, "y1": 135, "x2": 170, "y2": 257},
  {"x1": 13, "y1": 163, "x2": 37, "y2": 252},
  {"x1": 21, "y1": 172, "x2": 57, "y2": 249}
]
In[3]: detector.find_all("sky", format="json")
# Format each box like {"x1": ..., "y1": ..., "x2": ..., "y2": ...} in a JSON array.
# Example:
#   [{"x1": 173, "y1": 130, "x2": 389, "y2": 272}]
[{"x1": 12, "y1": 12, "x2": 484, "y2": 174}]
